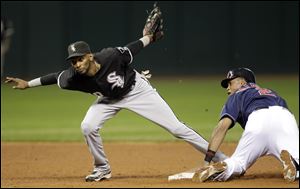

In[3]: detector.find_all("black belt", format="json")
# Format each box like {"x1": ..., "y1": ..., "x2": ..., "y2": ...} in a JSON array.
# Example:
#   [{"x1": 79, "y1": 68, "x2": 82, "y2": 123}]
[{"x1": 255, "y1": 106, "x2": 269, "y2": 111}]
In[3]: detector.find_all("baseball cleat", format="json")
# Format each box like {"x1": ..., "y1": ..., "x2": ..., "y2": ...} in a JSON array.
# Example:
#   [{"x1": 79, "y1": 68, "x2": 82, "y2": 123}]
[
  {"x1": 192, "y1": 161, "x2": 227, "y2": 182},
  {"x1": 280, "y1": 150, "x2": 297, "y2": 182},
  {"x1": 85, "y1": 169, "x2": 112, "y2": 182}
]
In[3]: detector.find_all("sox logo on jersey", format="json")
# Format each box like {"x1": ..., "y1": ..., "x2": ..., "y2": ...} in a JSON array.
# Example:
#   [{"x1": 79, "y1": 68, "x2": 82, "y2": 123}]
[{"x1": 107, "y1": 71, "x2": 124, "y2": 89}]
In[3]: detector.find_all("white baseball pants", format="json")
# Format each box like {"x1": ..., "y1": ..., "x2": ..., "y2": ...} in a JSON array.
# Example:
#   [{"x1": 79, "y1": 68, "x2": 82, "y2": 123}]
[{"x1": 215, "y1": 106, "x2": 299, "y2": 181}]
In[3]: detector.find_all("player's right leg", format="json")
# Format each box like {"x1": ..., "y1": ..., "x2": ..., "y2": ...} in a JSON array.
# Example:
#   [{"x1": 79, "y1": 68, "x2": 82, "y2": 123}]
[
  {"x1": 212, "y1": 107, "x2": 299, "y2": 182},
  {"x1": 267, "y1": 106, "x2": 299, "y2": 182},
  {"x1": 280, "y1": 150, "x2": 298, "y2": 182},
  {"x1": 122, "y1": 72, "x2": 227, "y2": 162},
  {"x1": 81, "y1": 98, "x2": 120, "y2": 181}
]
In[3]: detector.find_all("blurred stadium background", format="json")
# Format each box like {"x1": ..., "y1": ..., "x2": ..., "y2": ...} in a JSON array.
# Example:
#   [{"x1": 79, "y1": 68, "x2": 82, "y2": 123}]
[
  {"x1": 1, "y1": 1, "x2": 298, "y2": 77},
  {"x1": 1, "y1": 1, "x2": 299, "y2": 142}
]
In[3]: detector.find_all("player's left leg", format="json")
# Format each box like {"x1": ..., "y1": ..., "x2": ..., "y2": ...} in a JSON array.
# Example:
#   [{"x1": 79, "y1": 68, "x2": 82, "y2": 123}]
[{"x1": 81, "y1": 97, "x2": 120, "y2": 181}]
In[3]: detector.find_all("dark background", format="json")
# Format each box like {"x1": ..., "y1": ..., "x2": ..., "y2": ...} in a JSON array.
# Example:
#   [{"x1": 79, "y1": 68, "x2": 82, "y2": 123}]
[{"x1": 1, "y1": 1, "x2": 299, "y2": 78}]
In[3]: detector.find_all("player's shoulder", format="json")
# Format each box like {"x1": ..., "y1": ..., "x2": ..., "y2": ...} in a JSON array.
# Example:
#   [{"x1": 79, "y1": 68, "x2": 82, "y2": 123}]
[
  {"x1": 95, "y1": 47, "x2": 127, "y2": 61},
  {"x1": 57, "y1": 67, "x2": 77, "y2": 88},
  {"x1": 99, "y1": 47, "x2": 119, "y2": 54},
  {"x1": 94, "y1": 47, "x2": 116, "y2": 58},
  {"x1": 63, "y1": 66, "x2": 76, "y2": 75},
  {"x1": 228, "y1": 87, "x2": 248, "y2": 101}
]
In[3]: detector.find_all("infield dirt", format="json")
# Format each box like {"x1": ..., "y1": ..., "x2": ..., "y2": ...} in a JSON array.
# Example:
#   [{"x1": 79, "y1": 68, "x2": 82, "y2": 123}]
[{"x1": 1, "y1": 142, "x2": 298, "y2": 188}]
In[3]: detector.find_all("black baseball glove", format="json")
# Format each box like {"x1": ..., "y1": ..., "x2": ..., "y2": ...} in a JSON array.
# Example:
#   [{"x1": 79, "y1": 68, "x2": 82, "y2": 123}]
[{"x1": 143, "y1": 2, "x2": 164, "y2": 42}]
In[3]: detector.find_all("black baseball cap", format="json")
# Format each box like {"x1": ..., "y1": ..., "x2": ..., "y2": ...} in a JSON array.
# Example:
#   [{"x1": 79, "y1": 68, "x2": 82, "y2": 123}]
[
  {"x1": 221, "y1": 67, "x2": 256, "y2": 88},
  {"x1": 66, "y1": 41, "x2": 91, "y2": 60}
]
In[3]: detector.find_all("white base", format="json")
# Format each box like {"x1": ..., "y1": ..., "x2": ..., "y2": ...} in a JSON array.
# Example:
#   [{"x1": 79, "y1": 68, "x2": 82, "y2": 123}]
[{"x1": 168, "y1": 172, "x2": 195, "y2": 181}]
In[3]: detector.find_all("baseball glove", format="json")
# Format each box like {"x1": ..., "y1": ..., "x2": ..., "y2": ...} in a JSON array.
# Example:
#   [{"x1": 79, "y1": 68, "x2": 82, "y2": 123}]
[{"x1": 143, "y1": 2, "x2": 164, "y2": 42}]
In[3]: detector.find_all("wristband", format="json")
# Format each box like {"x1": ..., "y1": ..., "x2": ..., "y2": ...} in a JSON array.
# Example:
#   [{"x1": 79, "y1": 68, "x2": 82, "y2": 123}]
[
  {"x1": 28, "y1": 78, "x2": 42, "y2": 87},
  {"x1": 139, "y1": 36, "x2": 150, "y2": 47},
  {"x1": 204, "y1": 149, "x2": 216, "y2": 163}
]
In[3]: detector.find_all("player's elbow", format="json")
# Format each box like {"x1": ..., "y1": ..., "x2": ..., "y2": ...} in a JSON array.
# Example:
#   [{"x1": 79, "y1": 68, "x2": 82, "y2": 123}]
[{"x1": 218, "y1": 118, "x2": 232, "y2": 131}]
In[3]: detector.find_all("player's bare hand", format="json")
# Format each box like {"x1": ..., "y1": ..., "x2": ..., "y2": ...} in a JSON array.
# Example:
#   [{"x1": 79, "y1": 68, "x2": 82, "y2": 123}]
[
  {"x1": 5, "y1": 77, "x2": 29, "y2": 89},
  {"x1": 203, "y1": 161, "x2": 210, "y2": 167}
]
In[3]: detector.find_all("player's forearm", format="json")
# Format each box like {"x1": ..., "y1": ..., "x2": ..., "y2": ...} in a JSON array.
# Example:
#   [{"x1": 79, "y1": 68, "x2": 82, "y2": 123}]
[
  {"x1": 125, "y1": 39, "x2": 143, "y2": 56},
  {"x1": 208, "y1": 124, "x2": 228, "y2": 152},
  {"x1": 125, "y1": 36, "x2": 151, "y2": 56},
  {"x1": 28, "y1": 72, "x2": 60, "y2": 88},
  {"x1": 204, "y1": 118, "x2": 231, "y2": 163}
]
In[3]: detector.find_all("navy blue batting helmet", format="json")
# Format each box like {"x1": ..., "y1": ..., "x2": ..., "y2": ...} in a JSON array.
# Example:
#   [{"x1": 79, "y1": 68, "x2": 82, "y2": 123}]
[{"x1": 221, "y1": 68, "x2": 256, "y2": 88}]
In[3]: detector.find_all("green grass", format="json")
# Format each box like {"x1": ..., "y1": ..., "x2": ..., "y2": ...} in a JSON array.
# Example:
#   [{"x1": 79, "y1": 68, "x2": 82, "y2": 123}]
[{"x1": 1, "y1": 75, "x2": 298, "y2": 142}]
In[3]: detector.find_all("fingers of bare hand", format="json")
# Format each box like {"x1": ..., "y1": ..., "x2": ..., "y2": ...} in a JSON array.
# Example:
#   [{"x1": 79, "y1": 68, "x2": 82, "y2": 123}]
[
  {"x1": 5, "y1": 78, "x2": 12, "y2": 83},
  {"x1": 5, "y1": 77, "x2": 15, "y2": 82}
]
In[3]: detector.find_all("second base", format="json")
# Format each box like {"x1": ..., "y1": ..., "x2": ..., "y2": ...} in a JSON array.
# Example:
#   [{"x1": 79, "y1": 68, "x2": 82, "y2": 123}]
[{"x1": 168, "y1": 172, "x2": 195, "y2": 181}]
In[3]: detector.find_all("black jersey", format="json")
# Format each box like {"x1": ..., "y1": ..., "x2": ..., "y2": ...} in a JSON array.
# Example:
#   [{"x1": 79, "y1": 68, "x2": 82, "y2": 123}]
[{"x1": 57, "y1": 46, "x2": 136, "y2": 99}]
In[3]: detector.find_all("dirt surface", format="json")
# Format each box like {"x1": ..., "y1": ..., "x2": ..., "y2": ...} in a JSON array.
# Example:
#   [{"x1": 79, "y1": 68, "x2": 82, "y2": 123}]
[{"x1": 1, "y1": 142, "x2": 298, "y2": 188}]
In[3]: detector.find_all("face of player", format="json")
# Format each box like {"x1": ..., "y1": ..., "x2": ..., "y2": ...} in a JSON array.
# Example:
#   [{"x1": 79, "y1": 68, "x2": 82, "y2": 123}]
[
  {"x1": 226, "y1": 77, "x2": 246, "y2": 95},
  {"x1": 70, "y1": 54, "x2": 93, "y2": 75}
]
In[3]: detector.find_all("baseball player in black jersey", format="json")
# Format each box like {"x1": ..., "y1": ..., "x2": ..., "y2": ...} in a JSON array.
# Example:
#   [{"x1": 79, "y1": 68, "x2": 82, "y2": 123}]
[
  {"x1": 5, "y1": 4, "x2": 228, "y2": 182},
  {"x1": 192, "y1": 68, "x2": 299, "y2": 182}
]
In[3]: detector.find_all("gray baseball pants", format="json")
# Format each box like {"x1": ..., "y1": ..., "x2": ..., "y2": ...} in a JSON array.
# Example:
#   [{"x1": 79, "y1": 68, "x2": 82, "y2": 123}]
[{"x1": 81, "y1": 72, "x2": 227, "y2": 172}]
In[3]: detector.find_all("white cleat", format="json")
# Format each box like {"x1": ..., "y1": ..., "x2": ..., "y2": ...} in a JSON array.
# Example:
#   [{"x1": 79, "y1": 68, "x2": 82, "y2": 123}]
[
  {"x1": 85, "y1": 169, "x2": 112, "y2": 182},
  {"x1": 192, "y1": 161, "x2": 227, "y2": 182},
  {"x1": 280, "y1": 150, "x2": 297, "y2": 182}
]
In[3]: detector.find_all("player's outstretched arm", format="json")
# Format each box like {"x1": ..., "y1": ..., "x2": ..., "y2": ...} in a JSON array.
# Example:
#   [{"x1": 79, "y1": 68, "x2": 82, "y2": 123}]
[
  {"x1": 204, "y1": 117, "x2": 232, "y2": 165},
  {"x1": 5, "y1": 72, "x2": 60, "y2": 90},
  {"x1": 5, "y1": 77, "x2": 29, "y2": 89}
]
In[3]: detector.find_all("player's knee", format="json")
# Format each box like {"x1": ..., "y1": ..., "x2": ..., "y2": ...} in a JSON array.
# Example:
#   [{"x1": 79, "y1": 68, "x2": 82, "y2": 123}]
[
  {"x1": 81, "y1": 122, "x2": 97, "y2": 136},
  {"x1": 227, "y1": 157, "x2": 247, "y2": 175},
  {"x1": 171, "y1": 127, "x2": 185, "y2": 138}
]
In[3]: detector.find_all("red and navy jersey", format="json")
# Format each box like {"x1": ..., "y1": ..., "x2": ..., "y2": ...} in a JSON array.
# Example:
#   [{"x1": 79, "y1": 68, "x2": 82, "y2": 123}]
[
  {"x1": 220, "y1": 83, "x2": 288, "y2": 129},
  {"x1": 57, "y1": 46, "x2": 136, "y2": 99}
]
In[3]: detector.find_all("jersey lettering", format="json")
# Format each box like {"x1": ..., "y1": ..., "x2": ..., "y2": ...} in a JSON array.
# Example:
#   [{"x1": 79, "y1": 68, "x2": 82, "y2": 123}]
[
  {"x1": 257, "y1": 88, "x2": 276, "y2": 97},
  {"x1": 237, "y1": 83, "x2": 276, "y2": 97},
  {"x1": 117, "y1": 47, "x2": 126, "y2": 54},
  {"x1": 107, "y1": 71, "x2": 124, "y2": 89},
  {"x1": 249, "y1": 83, "x2": 276, "y2": 97}
]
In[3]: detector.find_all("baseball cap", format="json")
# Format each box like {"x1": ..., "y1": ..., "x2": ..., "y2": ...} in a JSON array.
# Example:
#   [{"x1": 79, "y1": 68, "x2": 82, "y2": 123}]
[
  {"x1": 221, "y1": 67, "x2": 256, "y2": 88},
  {"x1": 66, "y1": 41, "x2": 91, "y2": 60}
]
